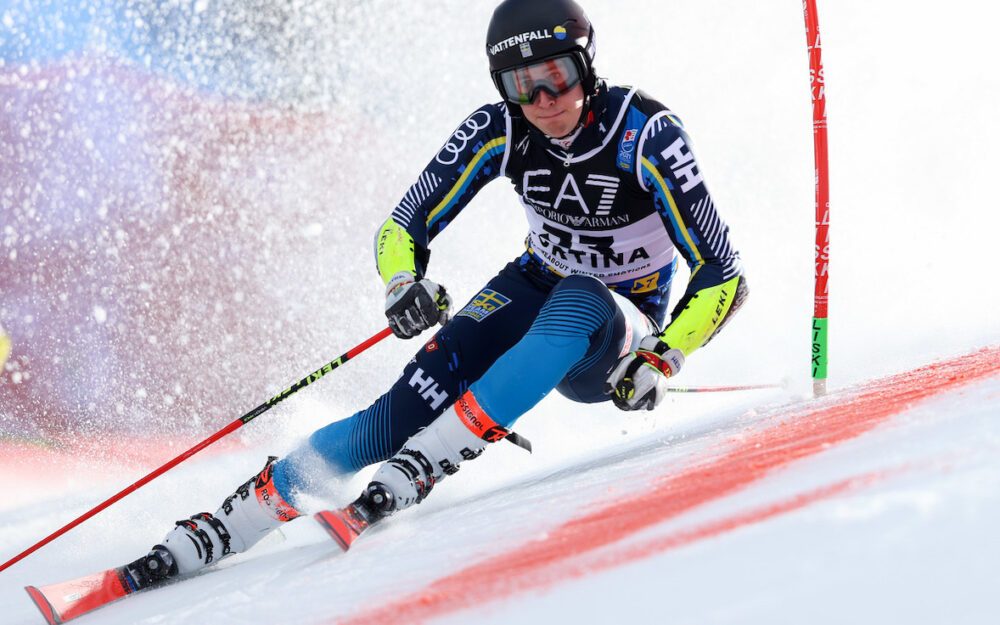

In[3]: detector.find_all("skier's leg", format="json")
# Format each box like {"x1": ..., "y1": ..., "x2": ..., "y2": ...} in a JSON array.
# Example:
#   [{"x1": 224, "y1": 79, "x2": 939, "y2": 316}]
[
  {"x1": 355, "y1": 274, "x2": 654, "y2": 518},
  {"x1": 470, "y1": 274, "x2": 656, "y2": 424},
  {"x1": 353, "y1": 390, "x2": 510, "y2": 517},
  {"x1": 138, "y1": 264, "x2": 543, "y2": 581},
  {"x1": 146, "y1": 349, "x2": 487, "y2": 578},
  {"x1": 128, "y1": 455, "x2": 302, "y2": 585},
  {"x1": 138, "y1": 342, "x2": 468, "y2": 580},
  {"x1": 269, "y1": 264, "x2": 546, "y2": 504},
  {"x1": 553, "y1": 287, "x2": 661, "y2": 403}
]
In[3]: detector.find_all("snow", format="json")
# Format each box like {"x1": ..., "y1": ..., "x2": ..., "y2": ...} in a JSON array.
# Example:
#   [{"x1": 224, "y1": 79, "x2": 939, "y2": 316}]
[{"x1": 2, "y1": 1, "x2": 999, "y2": 624}]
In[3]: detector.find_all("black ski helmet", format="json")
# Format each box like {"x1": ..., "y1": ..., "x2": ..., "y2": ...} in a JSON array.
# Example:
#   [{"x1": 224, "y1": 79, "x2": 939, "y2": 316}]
[{"x1": 486, "y1": 0, "x2": 598, "y2": 104}]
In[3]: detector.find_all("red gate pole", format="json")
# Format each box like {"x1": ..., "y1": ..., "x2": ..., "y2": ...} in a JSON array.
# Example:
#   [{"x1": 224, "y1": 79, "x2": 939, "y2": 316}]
[{"x1": 803, "y1": 0, "x2": 830, "y2": 397}]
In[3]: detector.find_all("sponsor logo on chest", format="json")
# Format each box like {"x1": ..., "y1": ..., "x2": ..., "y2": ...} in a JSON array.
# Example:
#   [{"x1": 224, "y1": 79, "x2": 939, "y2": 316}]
[{"x1": 522, "y1": 170, "x2": 622, "y2": 217}]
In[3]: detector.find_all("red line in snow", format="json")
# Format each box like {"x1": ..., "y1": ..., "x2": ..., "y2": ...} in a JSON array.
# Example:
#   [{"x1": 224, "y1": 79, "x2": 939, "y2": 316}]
[
  {"x1": 579, "y1": 470, "x2": 890, "y2": 577},
  {"x1": 334, "y1": 346, "x2": 1000, "y2": 625}
]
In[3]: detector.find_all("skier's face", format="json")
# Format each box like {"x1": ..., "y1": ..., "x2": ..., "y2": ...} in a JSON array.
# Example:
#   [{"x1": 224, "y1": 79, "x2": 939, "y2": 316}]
[{"x1": 521, "y1": 84, "x2": 585, "y2": 139}]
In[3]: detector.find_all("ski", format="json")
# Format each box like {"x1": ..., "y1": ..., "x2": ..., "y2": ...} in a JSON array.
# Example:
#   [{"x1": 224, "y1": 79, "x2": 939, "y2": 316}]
[
  {"x1": 25, "y1": 500, "x2": 379, "y2": 623},
  {"x1": 25, "y1": 548, "x2": 180, "y2": 624},
  {"x1": 313, "y1": 503, "x2": 373, "y2": 551},
  {"x1": 25, "y1": 565, "x2": 158, "y2": 624},
  {"x1": 313, "y1": 485, "x2": 394, "y2": 551}
]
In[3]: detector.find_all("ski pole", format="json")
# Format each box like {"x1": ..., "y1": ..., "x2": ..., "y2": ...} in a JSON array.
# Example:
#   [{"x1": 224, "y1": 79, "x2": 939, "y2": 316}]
[
  {"x1": 0, "y1": 326, "x2": 394, "y2": 574},
  {"x1": 665, "y1": 382, "x2": 784, "y2": 393}
]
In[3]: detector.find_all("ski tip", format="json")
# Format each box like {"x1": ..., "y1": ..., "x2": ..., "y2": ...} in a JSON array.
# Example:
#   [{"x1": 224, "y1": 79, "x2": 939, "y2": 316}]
[
  {"x1": 25, "y1": 585, "x2": 62, "y2": 625},
  {"x1": 313, "y1": 510, "x2": 358, "y2": 552}
]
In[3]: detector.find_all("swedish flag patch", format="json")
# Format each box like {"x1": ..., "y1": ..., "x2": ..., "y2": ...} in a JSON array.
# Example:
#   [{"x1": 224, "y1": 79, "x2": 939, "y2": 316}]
[{"x1": 457, "y1": 288, "x2": 512, "y2": 322}]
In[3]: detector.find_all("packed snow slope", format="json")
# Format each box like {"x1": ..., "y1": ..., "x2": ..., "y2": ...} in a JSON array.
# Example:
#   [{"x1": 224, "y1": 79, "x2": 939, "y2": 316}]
[
  {"x1": 3, "y1": 348, "x2": 1000, "y2": 625},
  {"x1": 2, "y1": 0, "x2": 999, "y2": 623}
]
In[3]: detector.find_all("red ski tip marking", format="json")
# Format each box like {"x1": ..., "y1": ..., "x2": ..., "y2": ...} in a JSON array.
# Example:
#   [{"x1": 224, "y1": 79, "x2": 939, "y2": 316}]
[
  {"x1": 314, "y1": 509, "x2": 366, "y2": 552},
  {"x1": 25, "y1": 586, "x2": 61, "y2": 625},
  {"x1": 26, "y1": 568, "x2": 131, "y2": 623}
]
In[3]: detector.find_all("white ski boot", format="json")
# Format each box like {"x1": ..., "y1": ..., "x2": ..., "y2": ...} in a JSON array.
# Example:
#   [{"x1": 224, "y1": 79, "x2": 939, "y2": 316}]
[
  {"x1": 350, "y1": 390, "x2": 529, "y2": 523},
  {"x1": 153, "y1": 456, "x2": 302, "y2": 576}
]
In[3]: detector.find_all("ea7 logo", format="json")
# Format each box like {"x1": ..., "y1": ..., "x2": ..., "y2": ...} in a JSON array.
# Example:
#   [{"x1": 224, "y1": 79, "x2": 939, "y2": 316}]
[
  {"x1": 660, "y1": 137, "x2": 703, "y2": 193},
  {"x1": 586, "y1": 174, "x2": 619, "y2": 216},
  {"x1": 523, "y1": 170, "x2": 620, "y2": 215}
]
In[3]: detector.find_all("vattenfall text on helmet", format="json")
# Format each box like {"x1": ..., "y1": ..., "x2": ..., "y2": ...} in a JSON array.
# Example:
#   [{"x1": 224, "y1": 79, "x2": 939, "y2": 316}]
[{"x1": 489, "y1": 30, "x2": 554, "y2": 55}]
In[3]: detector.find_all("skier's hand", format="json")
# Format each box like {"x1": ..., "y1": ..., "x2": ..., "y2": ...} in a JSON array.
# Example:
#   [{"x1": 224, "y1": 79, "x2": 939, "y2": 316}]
[
  {"x1": 604, "y1": 336, "x2": 684, "y2": 411},
  {"x1": 385, "y1": 272, "x2": 453, "y2": 339}
]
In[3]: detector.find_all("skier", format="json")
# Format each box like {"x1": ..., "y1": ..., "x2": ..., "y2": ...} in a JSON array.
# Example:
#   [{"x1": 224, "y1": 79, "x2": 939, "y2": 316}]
[{"x1": 127, "y1": 0, "x2": 747, "y2": 586}]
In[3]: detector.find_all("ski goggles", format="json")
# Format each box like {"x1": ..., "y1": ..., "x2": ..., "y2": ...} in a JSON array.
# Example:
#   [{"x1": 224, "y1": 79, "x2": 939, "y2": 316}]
[{"x1": 496, "y1": 54, "x2": 583, "y2": 105}]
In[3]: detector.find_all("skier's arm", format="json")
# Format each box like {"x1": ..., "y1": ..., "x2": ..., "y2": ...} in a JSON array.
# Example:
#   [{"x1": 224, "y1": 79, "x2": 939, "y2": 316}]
[
  {"x1": 606, "y1": 116, "x2": 747, "y2": 410},
  {"x1": 374, "y1": 104, "x2": 510, "y2": 286},
  {"x1": 637, "y1": 115, "x2": 747, "y2": 357}
]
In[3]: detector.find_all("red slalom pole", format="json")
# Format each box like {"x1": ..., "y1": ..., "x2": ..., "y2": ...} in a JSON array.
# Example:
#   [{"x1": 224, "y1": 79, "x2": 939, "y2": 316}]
[
  {"x1": 803, "y1": 0, "x2": 830, "y2": 397},
  {"x1": 0, "y1": 327, "x2": 393, "y2": 574}
]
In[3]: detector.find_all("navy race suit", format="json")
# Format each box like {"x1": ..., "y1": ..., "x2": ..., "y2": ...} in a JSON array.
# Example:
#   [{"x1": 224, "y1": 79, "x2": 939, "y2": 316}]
[
  {"x1": 272, "y1": 84, "x2": 746, "y2": 496},
  {"x1": 378, "y1": 84, "x2": 743, "y2": 327}
]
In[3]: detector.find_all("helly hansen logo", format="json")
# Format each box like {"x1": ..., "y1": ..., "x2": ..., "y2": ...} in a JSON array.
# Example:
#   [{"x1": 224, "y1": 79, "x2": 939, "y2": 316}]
[
  {"x1": 660, "y1": 137, "x2": 703, "y2": 193},
  {"x1": 409, "y1": 368, "x2": 449, "y2": 410}
]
